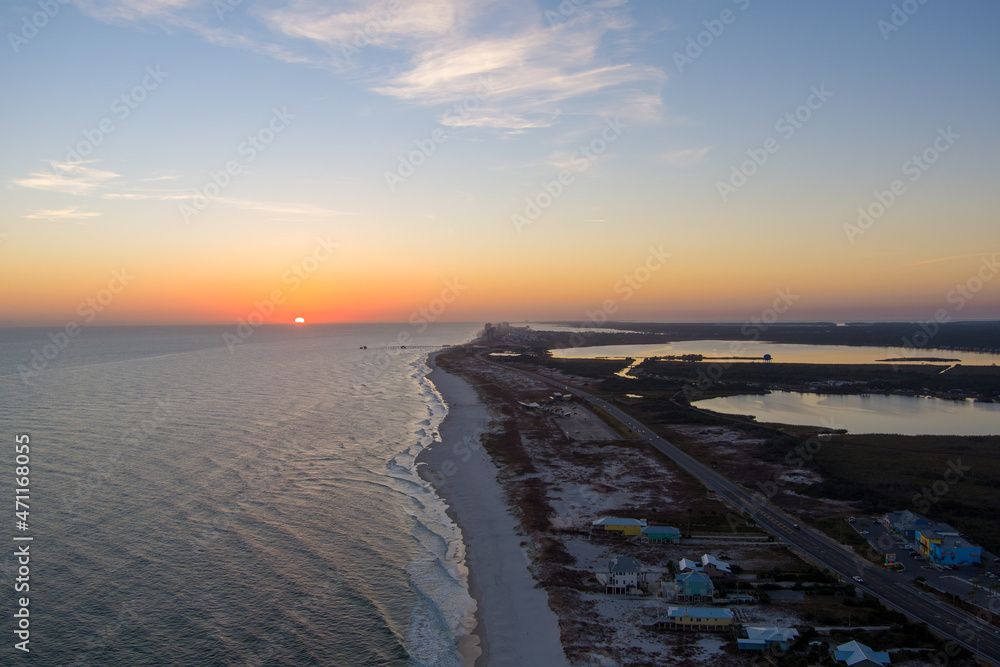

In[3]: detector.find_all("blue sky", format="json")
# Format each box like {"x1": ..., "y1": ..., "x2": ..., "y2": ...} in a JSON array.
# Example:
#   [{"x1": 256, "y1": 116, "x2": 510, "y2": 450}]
[{"x1": 1, "y1": 0, "x2": 998, "y2": 323}]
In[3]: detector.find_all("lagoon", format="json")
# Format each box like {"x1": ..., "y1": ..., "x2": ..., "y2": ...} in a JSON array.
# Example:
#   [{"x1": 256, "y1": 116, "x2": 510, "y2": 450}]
[
  {"x1": 551, "y1": 340, "x2": 1000, "y2": 366},
  {"x1": 693, "y1": 391, "x2": 1000, "y2": 436}
]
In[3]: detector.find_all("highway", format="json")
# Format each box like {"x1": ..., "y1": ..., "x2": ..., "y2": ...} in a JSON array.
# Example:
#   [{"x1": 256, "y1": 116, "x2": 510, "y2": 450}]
[{"x1": 483, "y1": 355, "x2": 1000, "y2": 664}]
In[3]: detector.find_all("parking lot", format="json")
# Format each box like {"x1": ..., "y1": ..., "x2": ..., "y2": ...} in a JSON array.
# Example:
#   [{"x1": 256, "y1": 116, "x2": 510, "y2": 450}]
[
  {"x1": 551, "y1": 404, "x2": 619, "y2": 441},
  {"x1": 847, "y1": 516, "x2": 1000, "y2": 610}
]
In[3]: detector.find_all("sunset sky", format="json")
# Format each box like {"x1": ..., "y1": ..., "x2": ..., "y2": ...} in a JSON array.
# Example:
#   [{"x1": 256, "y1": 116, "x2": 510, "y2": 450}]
[{"x1": 1, "y1": 0, "x2": 998, "y2": 325}]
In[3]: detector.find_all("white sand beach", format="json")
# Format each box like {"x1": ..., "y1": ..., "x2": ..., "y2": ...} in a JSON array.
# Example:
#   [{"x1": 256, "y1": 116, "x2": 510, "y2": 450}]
[{"x1": 418, "y1": 352, "x2": 569, "y2": 667}]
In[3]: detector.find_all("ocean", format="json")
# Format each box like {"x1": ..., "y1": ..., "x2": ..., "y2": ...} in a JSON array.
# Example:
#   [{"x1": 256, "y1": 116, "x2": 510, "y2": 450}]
[{"x1": 0, "y1": 323, "x2": 483, "y2": 666}]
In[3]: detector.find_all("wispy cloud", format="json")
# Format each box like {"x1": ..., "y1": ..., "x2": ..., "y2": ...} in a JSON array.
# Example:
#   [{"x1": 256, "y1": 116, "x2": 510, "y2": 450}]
[
  {"x1": 70, "y1": 0, "x2": 667, "y2": 132},
  {"x1": 24, "y1": 206, "x2": 102, "y2": 221},
  {"x1": 14, "y1": 161, "x2": 121, "y2": 195},
  {"x1": 214, "y1": 197, "x2": 353, "y2": 219},
  {"x1": 70, "y1": 0, "x2": 200, "y2": 24},
  {"x1": 661, "y1": 146, "x2": 709, "y2": 165},
  {"x1": 898, "y1": 252, "x2": 999, "y2": 268}
]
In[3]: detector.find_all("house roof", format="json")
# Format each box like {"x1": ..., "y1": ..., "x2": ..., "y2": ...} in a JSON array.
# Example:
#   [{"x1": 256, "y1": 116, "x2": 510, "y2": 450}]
[
  {"x1": 608, "y1": 555, "x2": 641, "y2": 574},
  {"x1": 593, "y1": 517, "x2": 647, "y2": 527},
  {"x1": 642, "y1": 525, "x2": 679, "y2": 535},
  {"x1": 677, "y1": 558, "x2": 701, "y2": 572},
  {"x1": 885, "y1": 510, "x2": 929, "y2": 531},
  {"x1": 834, "y1": 640, "x2": 891, "y2": 666},
  {"x1": 701, "y1": 554, "x2": 732, "y2": 572},
  {"x1": 744, "y1": 626, "x2": 799, "y2": 643},
  {"x1": 666, "y1": 606, "x2": 733, "y2": 619},
  {"x1": 676, "y1": 571, "x2": 713, "y2": 585}
]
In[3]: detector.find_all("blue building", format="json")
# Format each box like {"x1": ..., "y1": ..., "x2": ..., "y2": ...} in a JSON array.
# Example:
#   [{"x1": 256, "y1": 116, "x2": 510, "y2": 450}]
[
  {"x1": 737, "y1": 626, "x2": 799, "y2": 652},
  {"x1": 884, "y1": 511, "x2": 981, "y2": 566},
  {"x1": 915, "y1": 525, "x2": 981, "y2": 566},
  {"x1": 834, "y1": 640, "x2": 891, "y2": 666}
]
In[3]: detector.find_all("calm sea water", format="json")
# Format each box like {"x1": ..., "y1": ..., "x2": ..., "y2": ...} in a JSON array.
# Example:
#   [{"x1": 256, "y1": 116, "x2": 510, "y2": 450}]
[
  {"x1": 694, "y1": 391, "x2": 1000, "y2": 436},
  {"x1": 0, "y1": 323, "x2": 481, "y2": 666}
]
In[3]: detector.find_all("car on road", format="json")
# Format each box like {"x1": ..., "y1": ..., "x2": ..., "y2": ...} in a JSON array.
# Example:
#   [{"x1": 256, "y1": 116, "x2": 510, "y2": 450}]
[
  {"x1": 860, "y1": 530, "x2": 870, "y2": 535},
  {"x1": 793, "y1": 523, "x2": 800, "y2": 529},
  {"x1": 902, "y1": 544, "x2": 912, "y2": 549},
  {"x1": 912, "y1": 554, "x2": 924, "y2": 560},
  {"x1": 848, "y1": 517, "x2": 856, "y2": 523},
  {"x1": 853, "y1": 576, "x2": 864, "y2": 583}
]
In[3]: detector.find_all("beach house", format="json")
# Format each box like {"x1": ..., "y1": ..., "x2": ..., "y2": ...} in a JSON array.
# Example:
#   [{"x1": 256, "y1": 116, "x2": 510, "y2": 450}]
[
  {"x1": 737, "y1": 626, "x2": 800, "y2": 652},
  {"x1": 833, "y1": 640, "x2": 891, "y2": 666},
  {"x1": 592, "y1": 517, "x2": 647, "y2": 537},
  {"x1": 677, "y1": 557, "x2": 700, "y2": 573},
  {"x1": 641, "y1": 525, "x2": 680, "y2": 544},
  {"x1": 655, "y1": 606, "x2": 734, "y2": 632},
  {"x1": 700, "y1": 554, "x2": 733, "y2": 578},
  {"x1": 598, "y1": 555, "x2": 643, "y2": 595},
  {"x1": 677, "y1": 554, "x2": 733, "y2": 578},
  {"x1": 675, "y1": 571, "x2": 714, "y2": 601}
]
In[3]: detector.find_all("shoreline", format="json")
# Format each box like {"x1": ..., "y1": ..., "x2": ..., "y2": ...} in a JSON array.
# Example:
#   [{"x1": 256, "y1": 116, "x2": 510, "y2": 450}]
[{"x1": 417, "y1": 349, "x2": 568, "y2": 667}]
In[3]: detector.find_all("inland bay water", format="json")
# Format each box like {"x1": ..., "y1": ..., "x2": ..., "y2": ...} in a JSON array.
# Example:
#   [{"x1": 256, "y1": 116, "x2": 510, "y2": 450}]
[{"x1": 553, "y1": 340, "x2": 1000, "y2": 436}]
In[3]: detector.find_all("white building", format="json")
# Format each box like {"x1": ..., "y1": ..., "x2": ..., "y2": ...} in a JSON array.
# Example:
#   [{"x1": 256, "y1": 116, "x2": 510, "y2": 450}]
[{"x1": 599, "y1": 555, "x2": 642, "y2": 594}]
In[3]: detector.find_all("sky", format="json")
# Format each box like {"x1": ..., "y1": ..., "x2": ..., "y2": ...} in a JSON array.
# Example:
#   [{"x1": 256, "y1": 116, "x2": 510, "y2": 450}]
[{"x1": 1, "y1": 0, "x2": 998, "y2": 325}]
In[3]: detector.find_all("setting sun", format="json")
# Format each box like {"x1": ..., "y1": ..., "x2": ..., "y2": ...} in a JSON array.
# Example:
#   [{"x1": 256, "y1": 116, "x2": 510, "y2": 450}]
[{"x1": 294, "y1": 317, "x2": 305, "y2": 324}]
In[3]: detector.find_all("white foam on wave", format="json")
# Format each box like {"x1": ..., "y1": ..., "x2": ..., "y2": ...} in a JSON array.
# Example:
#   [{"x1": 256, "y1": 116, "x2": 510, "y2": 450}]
[{"x1": 382, "y1": 351, "x2": 477, "y2": 666}]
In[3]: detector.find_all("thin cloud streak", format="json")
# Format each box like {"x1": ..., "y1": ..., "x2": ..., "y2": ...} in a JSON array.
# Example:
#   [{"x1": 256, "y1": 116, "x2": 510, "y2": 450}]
[
  {"x1": 897, "y1": 253, "x2": 1000, "y2": 268},
  {"x1": 24, "y1": 206, "x2": 102, "y2": 221},
  {"x1": 15, "y1": 161, "x2": 121, "y2": 195}
]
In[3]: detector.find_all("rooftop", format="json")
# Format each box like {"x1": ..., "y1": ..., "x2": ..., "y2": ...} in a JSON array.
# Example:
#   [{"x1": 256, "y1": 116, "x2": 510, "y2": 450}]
[
  {"x1": 608, "y1": 555, "x2": 641, "y2": 574},
  {"x1": 665, "y1": 606, "x2": 733, "y2": 620},
  {"x1": 593, "y1": 517, "x2": 647, "y2": 527},
  {"x1": 834, "y1": 640, "x2": 891, "y2": 666}
]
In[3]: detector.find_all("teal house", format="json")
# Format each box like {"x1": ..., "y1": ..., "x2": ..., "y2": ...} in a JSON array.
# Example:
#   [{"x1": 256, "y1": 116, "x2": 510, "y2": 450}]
[
  {"x1": 641, "y1": 525, "x2": 680, "y2": 543},
  {"x1": 676, "y1": 571, "x2": 714, "y2": 600}
]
